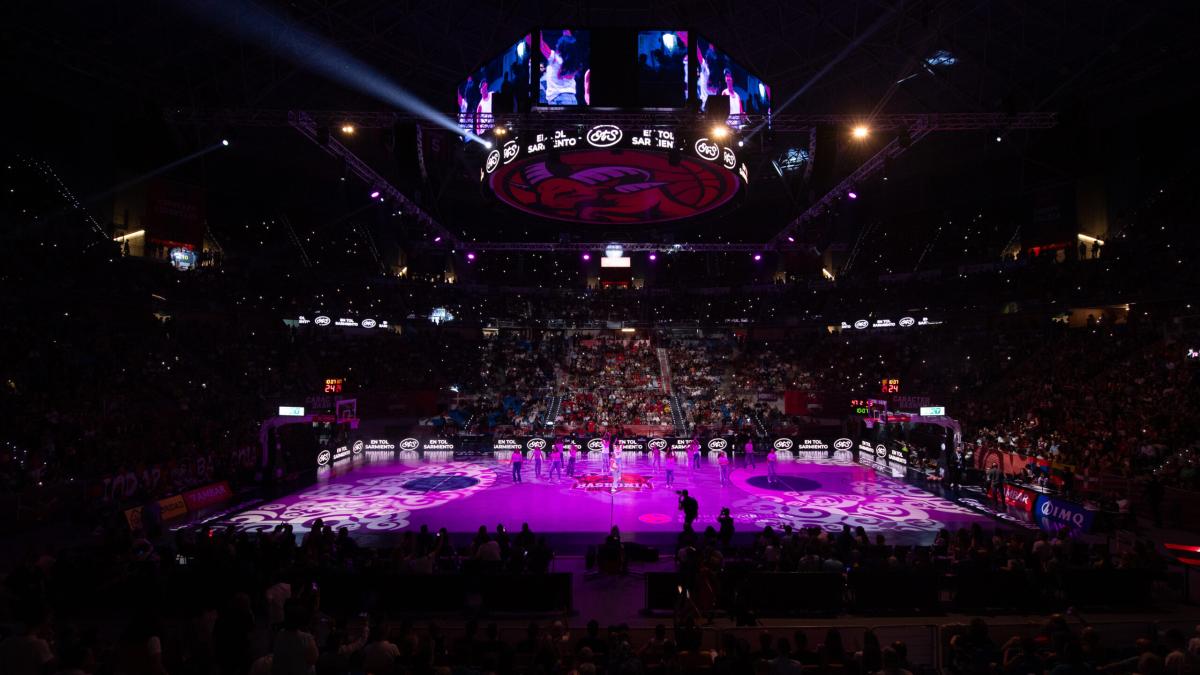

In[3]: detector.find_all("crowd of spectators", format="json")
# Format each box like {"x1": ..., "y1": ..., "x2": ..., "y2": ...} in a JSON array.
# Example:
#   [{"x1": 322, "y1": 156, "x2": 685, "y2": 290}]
[{"x1": 560, "y1": 339, "x2": 672, "y2": 430}]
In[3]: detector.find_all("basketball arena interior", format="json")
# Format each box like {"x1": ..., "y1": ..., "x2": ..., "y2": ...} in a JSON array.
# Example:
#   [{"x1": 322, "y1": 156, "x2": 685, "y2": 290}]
[{"x1": 3, "y1": 2, "x2": 1200, "y2": 674}]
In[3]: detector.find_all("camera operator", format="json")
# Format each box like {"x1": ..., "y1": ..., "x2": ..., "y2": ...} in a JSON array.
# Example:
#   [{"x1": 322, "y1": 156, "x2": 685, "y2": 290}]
[{"x1": 677, "y1": 489, "x2": 699, "y2": 529}]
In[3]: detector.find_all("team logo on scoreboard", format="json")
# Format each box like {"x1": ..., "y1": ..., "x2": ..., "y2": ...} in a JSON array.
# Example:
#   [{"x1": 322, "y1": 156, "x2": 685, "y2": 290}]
[
  {"x1": 399, "y1": 438, "x2": 420, "y2": 452},
  {"x1": 360, "y1": 318, "x2": 377, "y2": 329},
  {"x1": 707, "y1": 438, "x2": 728, "y2": 451},
  {"x1": 833, "y1": 438, "x2": 854, "y2": 452},
  {"x1": 694, "y1": 138, "x2": 721, "y2": 161},
  {"x1": 352, "y1": 440, "x2": 364, "y2": 454},
  {"x1": 314, "y1": 315, "x2": 331, "y2": 326},
  {"x1": 587, "y1": 438, "x2": 606, "y2": 451},
  {"x1": 502, "y1": 140, "x2": 520, "y2": 164},
  {"x1": 526, "y1": 437, "x2": 547, "y2": 451},
  {"x1": 854, "y1": 319, "x2": 869, "y2": 329},
  {"x1": 316, "y1": 449, "x2": 332, "y2": 466},
  {"x1": 722, "y1": 147, "x2": 737, "y2": 170},
  {"x1": 485, "y1": 149, "x2": 501, "y2": 173},
  {"x1": 648, "y1": 438, "x2": 668, "y2": 451},
  {"x1": 586, "y1": 124, "x2": 623, "y2": 148},
  {"x1": 773, "y1": 438, "x2": 794, "y2": 451},
  {"x1": 875, "y1": 443, "x2": 888, "y2": 458},
  {"x1": 490, "y1": 149, "x2": 739, "y2": 225}
]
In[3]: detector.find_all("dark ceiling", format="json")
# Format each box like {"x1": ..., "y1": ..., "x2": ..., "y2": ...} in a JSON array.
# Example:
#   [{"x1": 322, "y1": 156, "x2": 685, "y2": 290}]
[{"x1": 3, "y1": 0, "x2": 1199, "y2": 248}]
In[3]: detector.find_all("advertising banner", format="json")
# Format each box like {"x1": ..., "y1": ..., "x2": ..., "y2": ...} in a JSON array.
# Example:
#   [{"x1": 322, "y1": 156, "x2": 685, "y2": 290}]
[
  {"x1": 1003, "y1": 483, "x2": 1038, "y2": 513},
  {"x1": 1034, "y1": 495, "x2": 1096, "y2": 533},
  {"x1": 182, "y1": 481, "x2": 233, "y2": 512}
]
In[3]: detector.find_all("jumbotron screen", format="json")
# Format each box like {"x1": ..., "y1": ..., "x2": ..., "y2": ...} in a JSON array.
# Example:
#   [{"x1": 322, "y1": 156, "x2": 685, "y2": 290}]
[
  {"x1": 637, "y1": 30, "x2": 688, "y2": 107},
  {"x1": 696, "y1": 36, "x2": 771, "y2": 124},
  {"x1": 457, "y1": 34, "x2": 531, "y2": 133},
  {"x1": 538, "y1": 29, "x2": 590, "y2": 105}
]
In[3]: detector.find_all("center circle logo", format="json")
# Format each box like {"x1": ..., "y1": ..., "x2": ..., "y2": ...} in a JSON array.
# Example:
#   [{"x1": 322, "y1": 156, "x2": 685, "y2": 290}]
[
  {"x1": 853, "y1": 319, "x2": 869, "y2": 330},
  {"x1": 485, "y1": 149, "x2": 501, "y2": 173},
  {"x1": 526, "y1": 438, "x2": 546, "y2": 451},
  {"x1": 314, "y1": 315, "x2": 331, "y2": 326},
  {"x1": 351, "y1": 440, "x2": 364, "y2": 454},
  {"x1": 316, "y1": 449, "x2": 332, "y2": 466},
  {"x1": 876, "y1": 444, "x2": 888, "y2": 458},
  {"x1": 694, "y1": 138, "x2": 720, "y2": 161},
  {"x1": 773, "y1": 438, "x2": 794, "y2": 451},
  {"x1": 648, "y1": 438, "x2": 668, "y2": 451},
  {"x1": 399, "y1": 438, "x2": 420, "y2": 451},
  {"x1": 707, "y1": 438, "x2": 728, "y2": 451},
  {"x1": 586, "y1": 124, "x2": 623, "y2": 148},
  {"x1": 587, "y1": 439, "x2": 605, "y2": 451},
  {"x1": 360, "y1": 318, "x2": 377, "y2": 329},
  {"x1": 833, "y1": 438, "x2": 853, "y2": 451},
  {"x1": 899, "y1": 316, "x2": 915, "y2": 327}
]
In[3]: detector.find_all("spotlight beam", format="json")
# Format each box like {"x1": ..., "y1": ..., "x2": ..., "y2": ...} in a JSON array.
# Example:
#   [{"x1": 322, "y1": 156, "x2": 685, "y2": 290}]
[{"x1": 177, "y1": 0, "x2": 487, "y2": 145}]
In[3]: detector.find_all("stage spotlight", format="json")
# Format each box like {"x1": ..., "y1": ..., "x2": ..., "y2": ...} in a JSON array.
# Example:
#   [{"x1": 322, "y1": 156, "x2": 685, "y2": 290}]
[
  {"x1": 852, "y1": 125, "x2": 870, "y2": 139},
  {"x1": 433, "y1": 236, "x2": 442, "y2": 243},
  {"x1": 753, "y1": 253, "x2": 763, "y2": 261},
  {"x1": 787, "y1": 236, "x2": 795, "y2": 243},
  {"x1": 494, "y1": 127, "x2": 507, "y2": 137},
  {"x1": 341, "y1": 123, "x2": 356, "y2": 135},
  {"x1": 847, "y1": 191, "x2": 858, "y2": 200},
  {"x1": 712, "y1": 125, "x2": 729, "y2": 139},
  {"x1": 737, "y1": 139, "x2": 744, "y2": 147},
  {"x1": 648, "y1": 253, "x2": 657, "y2": 261},
  {"x1": 582, "y1": 253, "x2": 591, "y2": 261},
  {"x1": 466, "y1": 252, "x2": 476, "y2": 261},
  {"x1": 369, "y1": 190, "x2": 381, "y2": 199},
  {"x1": 221, "y1": 139, "x2": 230, "y2": 147},
  {"x1": 483, "y1": 141, "x2": 493, "y2": 149},
  {"x1": 994, "y1": 133, "x2": 1003, "y2": 143}
]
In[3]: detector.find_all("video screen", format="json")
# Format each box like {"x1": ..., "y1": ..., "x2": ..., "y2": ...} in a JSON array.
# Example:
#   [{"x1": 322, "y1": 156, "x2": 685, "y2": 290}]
[
  {"x1": 457, "y1": 34, "x2": 531, "y2": 134},
  {"x1": 696, "y1": 37, "x2": 771, "y2": 125},
  {"x1": 637, "y1": 30, "x2": 688, "y2": 107},
  {"x1": 538, "y1": 29, "x2": 590, "y2": 105}
]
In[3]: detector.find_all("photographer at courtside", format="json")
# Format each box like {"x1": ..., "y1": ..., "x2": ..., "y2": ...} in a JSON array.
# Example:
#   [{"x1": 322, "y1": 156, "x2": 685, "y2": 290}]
[{"x1": 677, "y1": 489, "x2": 699, "y2": 529}]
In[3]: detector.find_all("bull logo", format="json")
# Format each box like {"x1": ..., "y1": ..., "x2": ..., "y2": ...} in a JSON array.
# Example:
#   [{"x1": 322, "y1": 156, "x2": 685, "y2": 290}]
[
  {"x1": 833, "y1": 438, "x2": 853, "y2": 451},
  {"x1": 314, "y1": 315, "x2": 331, "y2": 326},
  {"x1": 491, "y1": 150, "x2": 737, "y2": 225},
  {"x1": 485, "y1": 149, "x2": 501, "y2": 173},
  {"x1": 399, "y1": 438, "x2": 420, "y2": 451},
  {"x1": 707, "y1": 438, "x2": 728, "y2": 451},
  {"x1": 694, "y1": 138, "x2": 720, "y2": 161},
  {"x1": 773, "y1": 438, "x2": 794, "y2": 451},
  {"x1": 586, "y1": 125, "x2": 623, "y2": 148},
  {"x1": 316, "y1": 449, "x2": 332, "y2": 466}
]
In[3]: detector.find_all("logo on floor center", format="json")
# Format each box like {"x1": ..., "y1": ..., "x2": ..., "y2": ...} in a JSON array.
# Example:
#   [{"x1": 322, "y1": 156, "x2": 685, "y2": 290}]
[{"x1": 573, "y1": 472, "x2": 652, "y2": 492}]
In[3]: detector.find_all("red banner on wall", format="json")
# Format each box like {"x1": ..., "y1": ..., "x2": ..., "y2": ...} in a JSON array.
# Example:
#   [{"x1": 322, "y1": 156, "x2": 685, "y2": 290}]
[
  {"x1": 1003, "y1": 483, "x2": 1038, "y2": 513},
  {"x1": 182, "y1": 481, "x2": 233, "y2": 511}
]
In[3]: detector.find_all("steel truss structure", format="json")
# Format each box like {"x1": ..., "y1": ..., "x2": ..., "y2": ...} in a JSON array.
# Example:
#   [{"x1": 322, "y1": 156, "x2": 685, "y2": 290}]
[
  {"x1": 174, "y1": 108, "x2": 1056, "y2": 134},
  {"x1": 281, "y1": 108, "x2": 1054, "y2": 253}
]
